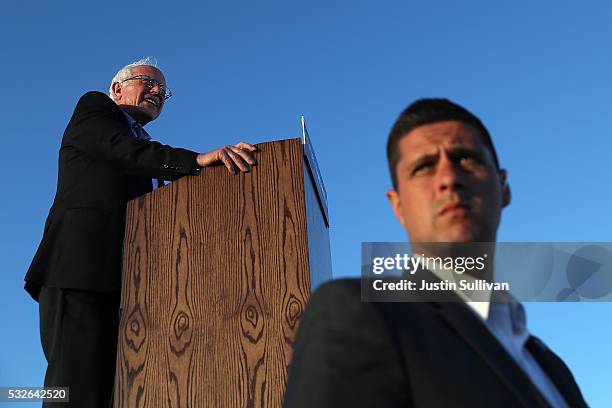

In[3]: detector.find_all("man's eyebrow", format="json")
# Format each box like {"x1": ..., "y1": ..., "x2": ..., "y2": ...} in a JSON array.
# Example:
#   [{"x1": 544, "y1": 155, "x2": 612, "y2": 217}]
[
  {"x1": 446, "y1": 146, "x2": 485, "y2": 156},
  {"x1": 401, "y1": 152, "x2": 439, "y2": 171},
  {"x1": 401, "y1": 145, "x2": 487, "y2": 169}
]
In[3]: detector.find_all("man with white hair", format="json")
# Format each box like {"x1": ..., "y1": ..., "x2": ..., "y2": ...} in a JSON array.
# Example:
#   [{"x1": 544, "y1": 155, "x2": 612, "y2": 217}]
[{"x1": 25, "y1": 57, "x2": 256, "y2": 407}]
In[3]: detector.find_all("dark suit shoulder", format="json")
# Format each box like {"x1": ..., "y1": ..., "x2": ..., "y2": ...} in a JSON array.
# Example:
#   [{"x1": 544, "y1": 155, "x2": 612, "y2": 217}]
[
  {"x1": 78, "y1": 90, "x2": 114, "y2": 104},
  {"x1": 313, "y1": 277, "x2": 430, "y2": 306},
  {"x1": 305, "y1": 278, "x2": 402, "y2": 328},
  {"x1": 309, "y1": 278, "x2": 361, "y2": 302},
  {"x1": 299, "y1": 279, "x2": 375, "y2": 333},
  {"x1": 308, "y1": 277, "x2": 429, "y2": 319},
  {"x1": 285, "y1": 278, "x2": 410, "y2": 407},
  {"x1": 306, "y1": 278, "x2": 443, "y2": 359},
  {"x1": 73, "y1": 91, "x2": 121, "y2": 115}
]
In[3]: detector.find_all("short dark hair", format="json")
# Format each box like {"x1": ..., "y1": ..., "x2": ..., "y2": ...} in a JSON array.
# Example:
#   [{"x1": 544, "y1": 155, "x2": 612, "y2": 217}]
[{"x1": 386, "y1": 98, "x2": 500, "y2": 189}]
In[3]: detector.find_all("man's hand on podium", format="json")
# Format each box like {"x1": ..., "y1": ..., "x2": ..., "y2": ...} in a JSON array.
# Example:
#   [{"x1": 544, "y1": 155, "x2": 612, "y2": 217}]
[{"x1": 197, "y1": 142, "x2": 258, "y2": 174}]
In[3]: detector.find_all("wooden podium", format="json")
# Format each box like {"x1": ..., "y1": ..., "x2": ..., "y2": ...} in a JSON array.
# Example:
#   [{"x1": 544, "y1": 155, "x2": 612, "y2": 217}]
[{"x1": 114, "y1": 137, "x2": 332, "y2": 407}]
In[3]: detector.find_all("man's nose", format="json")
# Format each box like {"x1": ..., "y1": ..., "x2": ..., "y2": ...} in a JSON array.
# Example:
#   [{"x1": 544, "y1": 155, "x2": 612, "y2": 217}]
[
  {"x1": 435, "y1": 154, "x2": 463, "y2": 192},
  {"x1": 149, "y1": 84, "x2": 161, "y2": 95}
]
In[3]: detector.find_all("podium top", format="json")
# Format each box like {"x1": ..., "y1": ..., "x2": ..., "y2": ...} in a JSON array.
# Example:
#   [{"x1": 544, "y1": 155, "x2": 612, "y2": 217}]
[{"x1": 301, "y1": 117, "x2": 329, "y2": 226}]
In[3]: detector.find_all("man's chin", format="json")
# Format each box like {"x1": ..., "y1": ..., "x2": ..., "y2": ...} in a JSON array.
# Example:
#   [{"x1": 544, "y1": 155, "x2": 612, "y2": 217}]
[
  {"x1": 129, "y1": 107, "x2": 158, "y2": 124},
  {"x1": 437, "y1": 226, "x2": 481, "y2": 243},
  {"x1": 139, "y1": 105, "x2": 159, "y2": 119}
]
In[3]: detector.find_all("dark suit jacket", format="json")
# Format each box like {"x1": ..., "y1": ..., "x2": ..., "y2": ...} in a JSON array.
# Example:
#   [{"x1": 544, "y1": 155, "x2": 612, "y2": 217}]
[
  {"x1": 25, "y1": 91, "x2": 200, "y2": 301},
  {"x1": 284, "y1": 279, "x2": 588, "y2": 408}
]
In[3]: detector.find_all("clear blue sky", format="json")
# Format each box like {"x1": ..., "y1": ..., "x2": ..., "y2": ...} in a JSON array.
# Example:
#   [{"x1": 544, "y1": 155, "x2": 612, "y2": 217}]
[{"x1": 1, "y1": 1, "x2": 611, "y2": 406}]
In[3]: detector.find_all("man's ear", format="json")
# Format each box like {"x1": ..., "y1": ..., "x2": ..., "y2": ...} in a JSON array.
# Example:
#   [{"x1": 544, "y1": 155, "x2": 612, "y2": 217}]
[
  {"x1": 499, "y1": 169, "x2": 511, "y2": 208},
  {"x1": 386, "y1": 189, "x2": 407, "y2": 228},
  {"x1": 111, "y1": 82, "x2": 122, "y2": 102}
]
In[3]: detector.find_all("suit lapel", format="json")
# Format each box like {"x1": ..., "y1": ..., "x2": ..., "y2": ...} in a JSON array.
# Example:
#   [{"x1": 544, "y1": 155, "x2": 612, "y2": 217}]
[
  {"x1": 434, "y1": 299, "x2": 551, "y2": 408},
  {"x1": 526, "y1": 336, "x2": 588, "y2": 408}
]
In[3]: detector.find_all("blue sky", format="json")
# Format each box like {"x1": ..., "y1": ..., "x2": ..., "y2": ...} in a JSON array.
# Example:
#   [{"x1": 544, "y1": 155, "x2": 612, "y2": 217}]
[{"x1": 1, "y1": 0, "x2": 611, "y2": 406}]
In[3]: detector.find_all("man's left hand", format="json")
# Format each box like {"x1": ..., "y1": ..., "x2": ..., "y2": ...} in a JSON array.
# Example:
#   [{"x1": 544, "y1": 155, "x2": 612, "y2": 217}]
[{"x1": 196, "y1": 142, "x2": 258, "y2": 174}]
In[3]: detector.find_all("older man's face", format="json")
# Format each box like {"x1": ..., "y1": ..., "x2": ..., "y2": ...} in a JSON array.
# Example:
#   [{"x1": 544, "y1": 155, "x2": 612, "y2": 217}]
[
  {"x1": 112, "y1": 65, "x2": 166, "y2": 124},
  {"x1": 387, "y1": 121, "x2": 509, "y2": 244}
]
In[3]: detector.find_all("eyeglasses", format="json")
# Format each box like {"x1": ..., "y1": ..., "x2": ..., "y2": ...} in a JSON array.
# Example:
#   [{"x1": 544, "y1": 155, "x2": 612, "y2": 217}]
[{"x1": 120, "y1": 75, "x2": 173, "y2": 100}]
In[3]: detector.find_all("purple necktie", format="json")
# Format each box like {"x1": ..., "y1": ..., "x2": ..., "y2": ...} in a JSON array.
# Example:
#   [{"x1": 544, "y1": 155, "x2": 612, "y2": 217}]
[{"x1": 131, "y1": 122, "x2": 151, "y2": 141}]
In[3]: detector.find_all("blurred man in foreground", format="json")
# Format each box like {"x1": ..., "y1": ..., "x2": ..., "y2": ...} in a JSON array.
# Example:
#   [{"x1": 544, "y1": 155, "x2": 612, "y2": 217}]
[
  {"x1": 25, "y1": 57, "x2": 257, "y2": 407},
  {"x1": 284, "y1": 99, "x2": 587, "y2": 407}
]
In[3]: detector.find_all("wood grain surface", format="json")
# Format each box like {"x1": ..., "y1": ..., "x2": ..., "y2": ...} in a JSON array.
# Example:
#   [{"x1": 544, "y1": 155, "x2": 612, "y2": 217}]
[{"x1": 115, "y1": 139, "x2": 324, "y2": 407}]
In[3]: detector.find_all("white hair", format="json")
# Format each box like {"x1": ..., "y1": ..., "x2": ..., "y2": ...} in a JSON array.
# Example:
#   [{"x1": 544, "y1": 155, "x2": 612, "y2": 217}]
[{"x1": 108, "y1": 56, "x2": 161, "y2": 100}]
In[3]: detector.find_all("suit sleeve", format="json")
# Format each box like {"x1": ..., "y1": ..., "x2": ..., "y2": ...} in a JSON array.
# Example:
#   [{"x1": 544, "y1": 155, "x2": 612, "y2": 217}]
[
  {"x1": 64, "y1": 91, "x2": 200, "y2": 180},
  {"x1": 284, "y1": 279, "x2": 411, "y2": 408}
]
